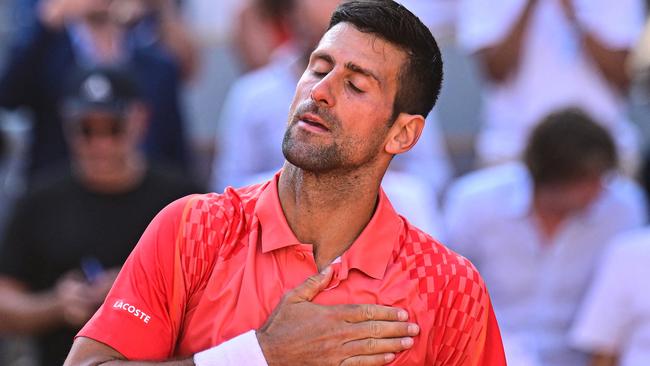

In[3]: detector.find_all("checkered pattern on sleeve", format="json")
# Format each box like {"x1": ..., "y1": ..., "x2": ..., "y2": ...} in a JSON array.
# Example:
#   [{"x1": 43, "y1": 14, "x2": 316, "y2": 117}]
[
  {"x1": 177, "y1": 185, "x2": 265, "y2": 293},
  {"x1": 400, "y1": 225, "x2": 490, "y2": 365}
]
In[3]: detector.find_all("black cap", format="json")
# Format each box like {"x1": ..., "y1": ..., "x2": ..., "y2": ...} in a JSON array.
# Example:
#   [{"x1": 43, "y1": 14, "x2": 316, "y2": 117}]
[{"x1": 62, "y1": 66, "x2": 140, "y2": 120}]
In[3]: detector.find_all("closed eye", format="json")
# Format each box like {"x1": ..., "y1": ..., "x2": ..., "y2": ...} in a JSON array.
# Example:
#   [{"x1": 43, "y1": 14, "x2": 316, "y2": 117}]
[{"x1": 347, "y1": 81, "x2": 364, "y2": 93}]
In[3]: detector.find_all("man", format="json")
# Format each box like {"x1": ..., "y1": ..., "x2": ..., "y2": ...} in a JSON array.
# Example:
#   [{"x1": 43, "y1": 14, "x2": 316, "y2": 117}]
[
  {"x1": 66, "y1": 1, "x2": 506, "y2": 365},
  {"x1": 0, "y1": 66, "x2": 199, "y2": 366},
  {"x1": 570, "y1": 228, "x2": 650, "y2": 366},
  {"x1": 0, "y1": 0, "x2": 195, "y2": 181},
  {"x1": 212, "y1": 0, "x2": 451, "y2": 236},
  {"x1": 444, "y1": 109, "x2": 647, "y2": 365},
  {"x1": 457, "y1": 0, "x2": 645, "y2": 171}
]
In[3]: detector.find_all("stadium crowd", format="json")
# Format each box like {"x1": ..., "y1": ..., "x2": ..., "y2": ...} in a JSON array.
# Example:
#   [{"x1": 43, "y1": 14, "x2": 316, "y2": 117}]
[{"x1": 1, "y1": 0, "x2": 650, "y2": 365}]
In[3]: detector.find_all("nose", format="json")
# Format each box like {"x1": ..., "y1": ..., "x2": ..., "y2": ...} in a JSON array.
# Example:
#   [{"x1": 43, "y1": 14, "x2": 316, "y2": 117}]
[{"x1": 310, "y1": 74, "x2": 336, "y2": 108}]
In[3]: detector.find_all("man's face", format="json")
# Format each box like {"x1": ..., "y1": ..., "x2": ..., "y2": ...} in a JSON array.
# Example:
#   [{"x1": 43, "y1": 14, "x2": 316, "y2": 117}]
[
  {"x1": 68, "y1": 109, "x2": 136, "y2": 174},
  {"x1": 282, "y1": 23, "x2": 406, "y2": 173},
  {"x1": 535, "y1": 174, "x2": 606, "y2": 217}
]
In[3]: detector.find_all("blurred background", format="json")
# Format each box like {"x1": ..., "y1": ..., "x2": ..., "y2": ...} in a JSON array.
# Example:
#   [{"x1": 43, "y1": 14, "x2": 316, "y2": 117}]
[{"x1": 1, "y1": 0, "x2": 650, "y2": 365}]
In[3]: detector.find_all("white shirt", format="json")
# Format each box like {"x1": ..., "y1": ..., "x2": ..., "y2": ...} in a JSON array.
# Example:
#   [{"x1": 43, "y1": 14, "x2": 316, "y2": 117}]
[
  {"x1": 443, "y1": 162, "x2": 647, "y2": 366},
  {"x1": 457, "y1": 0, "x2": 645, "y2": 166},
  {"x1": 570, "y1": 228, "x2": 650, "y2": 366},
  {"x1": 211, "y1": 44, "x2": 453, "y2": 237}
]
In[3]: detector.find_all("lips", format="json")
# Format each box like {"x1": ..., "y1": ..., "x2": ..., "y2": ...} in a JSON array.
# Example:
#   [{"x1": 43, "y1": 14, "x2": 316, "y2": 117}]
[{"x1": 299, "y1": 113, "x2": 330, "y2": 132}]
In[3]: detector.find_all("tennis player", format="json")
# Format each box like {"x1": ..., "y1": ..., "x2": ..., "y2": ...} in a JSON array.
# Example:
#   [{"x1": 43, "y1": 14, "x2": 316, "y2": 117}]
[{"x1": 65, "y1": 1, "x2": 506, "y2": 365}]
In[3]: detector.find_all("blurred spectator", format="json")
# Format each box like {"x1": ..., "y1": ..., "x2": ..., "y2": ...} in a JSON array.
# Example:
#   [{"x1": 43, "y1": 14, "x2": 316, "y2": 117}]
[
  {"x1": 0, "y1": 0, "x2": 196, "y2": 183},
  {"x1": 211, "y1": 0, "x2": 452, "y2": 237},
  {"x1": 0, "y1": 66, "x2": 199, "y2": 366},
  {"x1": 457, "y1": 0, "x2": 646, "y2": 172},
  {"x1": 444, "y1": 108, "x2": 647, "y2": 365},
  {"x1": 233, "y1": 0, "x2": 292, "y2": 71},
  {"x1": 570, "y1": 227, "x2": 650, "y2": 366}
]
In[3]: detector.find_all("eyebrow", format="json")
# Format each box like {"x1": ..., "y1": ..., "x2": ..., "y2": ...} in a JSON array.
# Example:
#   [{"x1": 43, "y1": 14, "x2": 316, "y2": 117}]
[{"x1": 312, "y1": 52, "x2": 382, "y2": 87}]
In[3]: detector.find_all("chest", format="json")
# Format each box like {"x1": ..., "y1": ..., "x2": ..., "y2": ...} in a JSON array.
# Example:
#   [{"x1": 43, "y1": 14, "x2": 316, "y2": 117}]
[
  {"x1": 174, "y1": 242, "x2": 438, "y2": 365},
  {"x1": 27, "y1": 191, "x2": 162, "y2": 284}
]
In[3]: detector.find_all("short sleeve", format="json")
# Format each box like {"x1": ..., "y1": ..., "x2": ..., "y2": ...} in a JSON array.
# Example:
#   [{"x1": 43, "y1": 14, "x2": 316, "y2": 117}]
[
  {"x1": 569, "y1": 242, "x2": 634, "y2": 354},
  {"x1": 430, "y1": 259, "x2": 506, "y2": 365},
  {"x1": 77, "y1": 195, "x2": 197, "y2": 360},
  {"x1": 457, "y1": 0, "x2": 529, "y2": 53},
  {"x1": 576, "y1": 0, "x2": 645, "y2": 49}
]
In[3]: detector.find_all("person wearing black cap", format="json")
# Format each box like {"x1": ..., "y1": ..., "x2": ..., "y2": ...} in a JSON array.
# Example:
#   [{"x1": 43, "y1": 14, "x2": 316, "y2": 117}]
[{"x1": 0, "y1": 66, "x2": 199, "y2": 366}]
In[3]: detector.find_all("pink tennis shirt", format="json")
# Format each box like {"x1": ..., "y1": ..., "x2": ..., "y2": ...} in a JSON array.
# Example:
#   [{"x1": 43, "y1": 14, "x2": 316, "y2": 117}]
[{"x1": 79, "y1": 173, "x2": 506, "y2": 365}]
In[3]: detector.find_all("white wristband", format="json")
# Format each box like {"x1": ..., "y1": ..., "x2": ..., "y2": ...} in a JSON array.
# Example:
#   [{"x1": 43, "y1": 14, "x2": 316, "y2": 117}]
[{"x1": 193, "y1": 330, "x2": 268, "y2": 366}]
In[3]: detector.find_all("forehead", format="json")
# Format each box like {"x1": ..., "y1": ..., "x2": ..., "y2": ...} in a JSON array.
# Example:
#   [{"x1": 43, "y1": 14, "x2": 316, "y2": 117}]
[{"x1": 314, "y1": 23, "x2": 406, "y2": 84}]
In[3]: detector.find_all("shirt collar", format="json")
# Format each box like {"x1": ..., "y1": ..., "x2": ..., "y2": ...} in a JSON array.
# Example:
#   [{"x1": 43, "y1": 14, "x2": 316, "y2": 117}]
[{"x1": 255, "y1": 172, "x2": 401, "y2": 280}]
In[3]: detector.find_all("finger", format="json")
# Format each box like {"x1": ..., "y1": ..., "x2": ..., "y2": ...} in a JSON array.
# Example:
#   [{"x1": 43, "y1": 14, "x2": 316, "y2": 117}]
[
  {"x1": 343, "y1": 336, "x2": 415, "y2": 358},
  {"x1": 340, "y1": 353, "x2": 396, "y2": 366},
  {"x1": 344, "y1": 321, "x2": 419, "y2": 340},
  {"x1": 286, "y1": 266, "x2": 334, "y2": 303},
  {"x1": 337, "y1": 304, "x2": 409, "y2": 323}
]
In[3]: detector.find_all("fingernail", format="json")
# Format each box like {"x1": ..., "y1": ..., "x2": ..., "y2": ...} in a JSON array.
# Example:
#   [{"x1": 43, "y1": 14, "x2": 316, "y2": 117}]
[
  {"x1": 408, "y1": 324, "x2": 419, "y2": 335},
  {"x1": 398, "y1": 310, "x2": 408, "y2": 321},
  {"x1": 401, "y1": 337, "x2": 414, "y2": 348},
  {"x1": 384, "y1": 353, "x2": 395, "y2": 362},
  {"x1": 320, "y1": 266, "x2": 331, "y2": 275}
]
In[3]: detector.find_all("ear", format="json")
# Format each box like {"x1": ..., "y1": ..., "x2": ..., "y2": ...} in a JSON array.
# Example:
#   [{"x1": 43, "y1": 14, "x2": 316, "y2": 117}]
[{"x1": 384, "y1": 113, "x2": 425, "y2": 155}]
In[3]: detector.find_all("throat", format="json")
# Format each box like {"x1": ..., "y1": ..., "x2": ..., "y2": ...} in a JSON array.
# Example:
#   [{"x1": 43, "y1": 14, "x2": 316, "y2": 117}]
[{"x1": 278, "y1": 164, "x2": 381, "y2": 269}]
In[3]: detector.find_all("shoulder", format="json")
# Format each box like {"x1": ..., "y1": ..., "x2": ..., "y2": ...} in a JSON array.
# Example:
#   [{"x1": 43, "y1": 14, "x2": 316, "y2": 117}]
[
  {"x1": 176, "y1": 181, "x2": 268, "y2": 255},
  {"x1": 398, "y1": 220, "x2": 487, "y2": 308}
]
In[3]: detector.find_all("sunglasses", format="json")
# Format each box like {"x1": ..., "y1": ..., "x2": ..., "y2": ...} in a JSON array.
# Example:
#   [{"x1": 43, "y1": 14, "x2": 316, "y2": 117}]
[{"x1": 74, "y1": 116, "x2": 126, "y2": 140}]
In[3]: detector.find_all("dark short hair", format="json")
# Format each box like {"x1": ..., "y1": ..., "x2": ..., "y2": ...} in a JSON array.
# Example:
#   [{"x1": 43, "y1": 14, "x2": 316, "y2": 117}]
[
  {"x1": 328, "y1": 0, "x2": 443, "y2": 119},
  {"x1": 524, "y1": 108, "x2": 618, "y2": 186}
]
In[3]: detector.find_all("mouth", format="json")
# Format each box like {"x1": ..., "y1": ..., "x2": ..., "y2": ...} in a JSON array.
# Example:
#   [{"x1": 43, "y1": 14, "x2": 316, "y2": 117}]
[{"x1": 297, "y1": 113, "x2": 330, "y2": 133}]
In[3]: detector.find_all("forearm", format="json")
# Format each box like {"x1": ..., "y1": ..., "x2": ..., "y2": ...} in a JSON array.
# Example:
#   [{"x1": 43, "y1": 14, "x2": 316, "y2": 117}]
[
  {"x1": 580, "y1": 31, "x2": 630, "y2": 92},
  {"x1": 156, "y1": 5, "x2": 199, "y2": 81},
  {"x1": 589, "y1": 353, "x2": 618, "y2": 366},
  {"x1": 66, "y1": 331, "x2": 268, "y2": 366},
  {"x1": 478, "y1": 0, "x2": 537, "y2": 82},
  {"x1": 83, "y1": 359, "x2": 193, "y2": 366},
  {"x1": 0, "y1": 284, "x2": 64, "y2": 334}
]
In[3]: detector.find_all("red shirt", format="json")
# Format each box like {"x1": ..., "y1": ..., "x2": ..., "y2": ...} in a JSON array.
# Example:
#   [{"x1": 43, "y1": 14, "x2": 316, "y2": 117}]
[{"x1": 79, "y1": 174, "x2": 506, "y2": 365}]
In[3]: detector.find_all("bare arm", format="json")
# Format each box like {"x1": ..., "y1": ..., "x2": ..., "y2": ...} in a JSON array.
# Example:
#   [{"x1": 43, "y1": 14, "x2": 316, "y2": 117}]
[
  {"x1": 0, "y1": 276, "x2": 64, "y2": 334},
  {"x1": 581, "y1": 34, "x2": 630, "y2": 92},
  {"x1": 559, "y1": 0, "x2": 631, "y2": 92},
  {"x1": 562, "y1": 0, "x2": 630, "y2": 92},
  {"x1": 66, "y1": 337, "x2": 193, "y2": 366},
  {"x1": 476, "y1": 0, "x2": 538, "y2": 82},
  {"x1": 0, "y1": 269, "x2": 118, "y2": 335},
  {"x1": 153, "y1": 0, "x2": 200, "y2": 82},
  {"x1": 589, "y1": 353, "x2": 618, "y2": 366}
]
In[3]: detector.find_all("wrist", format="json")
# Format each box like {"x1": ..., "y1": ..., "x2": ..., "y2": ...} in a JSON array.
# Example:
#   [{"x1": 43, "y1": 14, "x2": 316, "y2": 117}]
[
  {"x1": 255, "y1": 329, "x2": 275, "y2": 366},
  {"x1": 194, "y1": 330, "x2": 268, "y2": 366}
]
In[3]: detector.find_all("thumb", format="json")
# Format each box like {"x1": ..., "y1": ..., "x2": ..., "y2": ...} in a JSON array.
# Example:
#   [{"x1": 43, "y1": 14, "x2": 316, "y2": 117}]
[{"x1": 287, "y1": 266, "x2": 333, "y2": 303}]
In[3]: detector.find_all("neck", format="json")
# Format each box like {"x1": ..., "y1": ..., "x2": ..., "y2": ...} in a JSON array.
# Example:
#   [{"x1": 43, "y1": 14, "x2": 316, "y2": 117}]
[
  {"x1": 278, "y1": 162, "x2": 385, "y2": 270},
  {"x1": 75, "y1": 154, "x2": 147, "y2": 194},
  {"x1": 532, "y1": 196, "x2": 569, "y2": 241}
]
